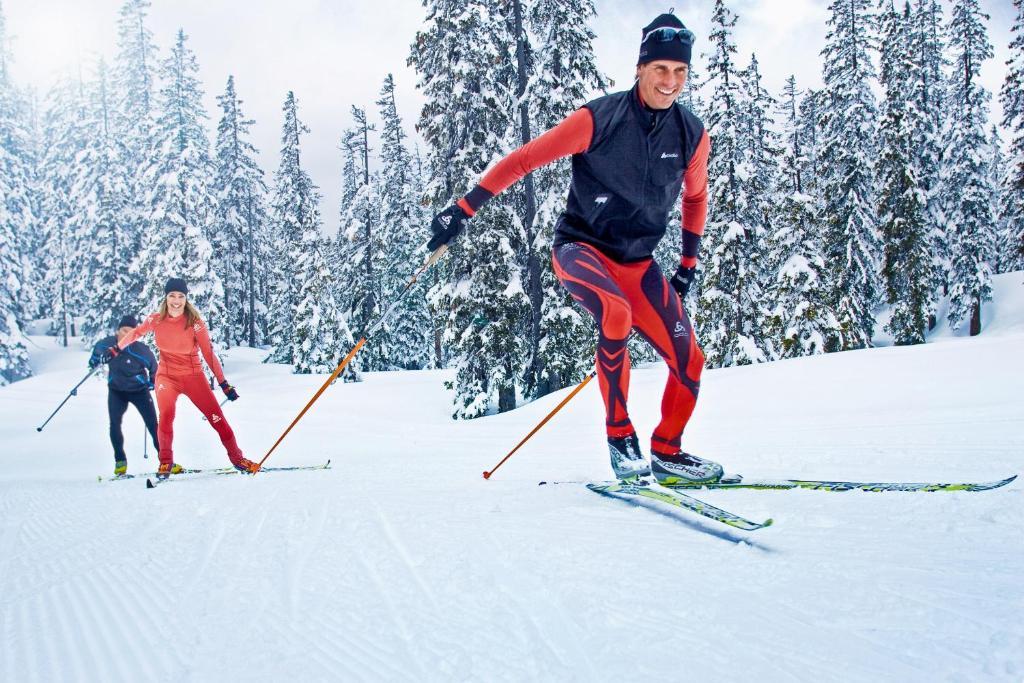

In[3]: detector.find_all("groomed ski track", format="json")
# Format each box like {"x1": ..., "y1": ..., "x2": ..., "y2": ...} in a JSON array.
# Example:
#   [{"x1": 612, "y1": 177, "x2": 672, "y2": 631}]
[{"x1": 1, "y1": 273, "x2": 1022, "y2": 681}]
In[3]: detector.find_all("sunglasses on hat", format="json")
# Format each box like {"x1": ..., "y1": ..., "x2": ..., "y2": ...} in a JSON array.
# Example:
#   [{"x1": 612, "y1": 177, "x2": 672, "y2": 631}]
[{"x1": 641, "y1": 26, "x2": 695, "y2": 46}]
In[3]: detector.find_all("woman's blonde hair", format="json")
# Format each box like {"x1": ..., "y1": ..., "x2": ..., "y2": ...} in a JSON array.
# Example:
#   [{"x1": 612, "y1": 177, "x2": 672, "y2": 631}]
[{"x1": 158, "y1": 296, "x2": 201, "y2": 328}]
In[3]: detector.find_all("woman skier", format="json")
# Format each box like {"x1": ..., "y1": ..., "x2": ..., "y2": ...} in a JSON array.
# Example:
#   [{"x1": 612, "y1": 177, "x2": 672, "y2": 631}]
[{"x1": 102, "y1": 278, "x2": 258, "y2": 478}]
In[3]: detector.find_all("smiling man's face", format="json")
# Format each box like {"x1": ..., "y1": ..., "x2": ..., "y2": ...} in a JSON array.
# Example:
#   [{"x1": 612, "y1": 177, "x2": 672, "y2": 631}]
[{"x1": 636, "y1": 59, "x2": 689, "y2": 110}]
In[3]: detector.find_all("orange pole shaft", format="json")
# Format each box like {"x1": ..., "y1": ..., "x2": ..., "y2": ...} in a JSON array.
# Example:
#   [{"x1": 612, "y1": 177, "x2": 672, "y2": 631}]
[
  {"x1": 255, "y1": 338, "x2": 366, "y2": 471},
  {"x1": 482, "y1": 371, "x2": 595, "y2": 480},
  {"x1": 254, "y1": 245, "x2": 448, "y2": 473}
]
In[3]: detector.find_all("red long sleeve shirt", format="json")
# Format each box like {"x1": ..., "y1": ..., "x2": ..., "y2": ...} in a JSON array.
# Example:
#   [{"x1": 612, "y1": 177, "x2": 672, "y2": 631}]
[
  {"x1": 118, "y1": 313, "x2": 226, "y2": 384},
  {"x1": 457, "y1": 106, "x2": 710, "y2": 268}
]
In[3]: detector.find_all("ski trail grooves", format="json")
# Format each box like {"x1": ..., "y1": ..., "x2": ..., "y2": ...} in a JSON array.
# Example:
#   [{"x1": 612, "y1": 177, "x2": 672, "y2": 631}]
[{"x1": 346, "y1": 515, "x2": 431, "y2": 680}]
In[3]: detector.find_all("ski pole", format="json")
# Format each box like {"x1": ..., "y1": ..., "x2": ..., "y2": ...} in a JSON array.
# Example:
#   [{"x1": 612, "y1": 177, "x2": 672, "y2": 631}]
[
  {"x1": 255, "y1": 244, "x2": 449, "y2": 472},
  {"x1": 36, "y1": 365, "x2": 104, "y2": 432},
  {"x1": 143, "y1": 422, "x2": 148, "y2": 459},
  {"x1": 482, "y1": 331, "x2": 640, "y2": 480},
  {"x1": 482, "y1": 371, "x2": 595, "y2": 479}
]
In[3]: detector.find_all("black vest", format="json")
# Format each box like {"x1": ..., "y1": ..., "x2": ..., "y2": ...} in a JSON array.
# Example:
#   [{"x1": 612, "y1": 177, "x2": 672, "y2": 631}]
[{"x1": 554, "y1": 84, "x2": 705, "y2": 263}]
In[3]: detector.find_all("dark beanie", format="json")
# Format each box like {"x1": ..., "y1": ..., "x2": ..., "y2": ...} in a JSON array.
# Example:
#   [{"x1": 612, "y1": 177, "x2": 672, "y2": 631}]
[
  {"x1": 117, "y1": 315, "x2": 138, "y2": 329},
  {"x1": 164, "y1": 277, "x2": 188, "y2": 295},
  {"x1": 638, "y1": 12, "x2": 692, "y2": 66}
]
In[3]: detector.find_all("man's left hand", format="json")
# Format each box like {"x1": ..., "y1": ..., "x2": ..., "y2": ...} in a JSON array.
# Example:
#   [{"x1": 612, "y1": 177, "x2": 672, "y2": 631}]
[{"x1": 670, "y1": 264, "x2": 696, "y2": 301}]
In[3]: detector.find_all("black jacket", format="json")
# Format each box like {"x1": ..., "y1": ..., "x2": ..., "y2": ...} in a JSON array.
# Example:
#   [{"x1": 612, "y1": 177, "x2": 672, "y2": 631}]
[
  {"x1": 89, "y1": 335, "x2": 157, "y2": 393},
  {"x1": 554, "y1": 84, "x2": 705, "y2": 263}
]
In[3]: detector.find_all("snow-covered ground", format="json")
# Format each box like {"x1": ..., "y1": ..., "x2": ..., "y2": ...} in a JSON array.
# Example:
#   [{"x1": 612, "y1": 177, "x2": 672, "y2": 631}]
[{"x1": 2, "y1": 273, "x2": 1023, "y2": 682}]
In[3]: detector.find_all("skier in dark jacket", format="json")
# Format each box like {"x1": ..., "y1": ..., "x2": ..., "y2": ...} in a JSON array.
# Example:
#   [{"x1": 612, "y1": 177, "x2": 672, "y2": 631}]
[
  {"x1": 89, "y1": 315, "x2": 160, "y2": 476},
  {"x1": 427, "y1": 11, "x2": 721, "y2": 484}
]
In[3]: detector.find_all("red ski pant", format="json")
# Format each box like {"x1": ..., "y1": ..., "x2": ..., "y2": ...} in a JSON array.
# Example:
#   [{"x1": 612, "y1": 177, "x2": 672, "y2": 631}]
[
  {"x1": 153, "y1": 371, "x2": 242, "y2": 465},
  {"x1": 552, "y1": 242, "x2": 704, "y2": 455}
]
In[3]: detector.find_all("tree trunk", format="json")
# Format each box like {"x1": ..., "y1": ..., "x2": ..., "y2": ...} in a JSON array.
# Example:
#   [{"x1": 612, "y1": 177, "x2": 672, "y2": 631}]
[
  {"x1": 512, "y1": 0, "x2": 544, "y2": 398},
  {"x1": 969, "y1": 296, "x2": 981, "y2": 336}
]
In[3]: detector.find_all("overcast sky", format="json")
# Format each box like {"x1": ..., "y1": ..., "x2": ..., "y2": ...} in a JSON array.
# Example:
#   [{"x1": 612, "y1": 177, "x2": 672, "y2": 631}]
[{"x1": 3, "y1": 0, "x2": 1016, "y2": 235}]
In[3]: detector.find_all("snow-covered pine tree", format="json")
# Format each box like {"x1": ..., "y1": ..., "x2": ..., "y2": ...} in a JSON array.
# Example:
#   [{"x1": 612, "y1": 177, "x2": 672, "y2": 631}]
[
  {"x1": 410, "y1": 0, "x2": 529, "y2": 417},
  {"x1": 77, "y1": 59, "x2": 134, "y2": 344},
  {"x1": 375, "y1": 74, "x2": 433, "y2": 369},
  {"x1": 913, "y1": 0, "x2": 949, "y2": 309},
  {"x1": 112, "y1": 0, "x2": 159, "y2": 312},
  {"x1": 819, "y1": 0, "x2": 881, "y2": 351},
  {"x1": 765, "y1": 75, "x2": 833, "y2": 358},
  {"x1": 0, "y1": 2, "x2": 32, "y2": 383},
  {"x1": 336, "y1": 106, "x2": 386, "y2": 369},
  {"x1": 213, "y1": 75, "x2": 271, "y2": 347},
  {"x1": 986, "y1": 125, "x2": 1009, "y2": 274},
  {"x1": 1000, "y1": 0, "x2": 1024, "y2": 271},
  {"x1": 797, "y1": 88, "x2": 826, "y2": 194},
  {"x1": 877, "y1": 0, "x2": 933, "y2": 345},
  {"x1": 38, "y1": 77, "x2": 90, "y2": 346},
  {"x1": 409, "y1": 144, "x2": 444, "y2": 367},
  {"x1": 736, "y1": 52, "x2": 780, "y2": 360},
  {"x1": 291, "y1": 200, "x2": 355, "y2": 375},
  {"x1": 136, "y1": 30, "x2": 224, "y2": 344},
  {"x1": 695, "y1": 0, "x2": 767, "y2": 367},
  {"x1": 266, "y1": 91, "x2": 354, "y2": 379},
  {"x1": 527, "y1": 0, "x2": 608, "y2": 395},
  {"x1": 944, "y1": 0, "x2": 994, "y2": 335}
]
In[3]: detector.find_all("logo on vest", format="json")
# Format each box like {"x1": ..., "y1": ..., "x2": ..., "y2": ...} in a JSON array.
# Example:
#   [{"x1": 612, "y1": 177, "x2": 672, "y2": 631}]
[
  {"x1": 594, "y1": 195, "x2": 609, "y2": 204},
  {"x1": 661, "y1": 152, "x2": 679, "y2": 159}
]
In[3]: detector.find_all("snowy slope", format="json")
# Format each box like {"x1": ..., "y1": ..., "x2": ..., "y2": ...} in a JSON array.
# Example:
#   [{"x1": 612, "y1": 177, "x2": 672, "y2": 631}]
[{"x1": 1, "y1": 273, "x2": 1022, "y2": 682}]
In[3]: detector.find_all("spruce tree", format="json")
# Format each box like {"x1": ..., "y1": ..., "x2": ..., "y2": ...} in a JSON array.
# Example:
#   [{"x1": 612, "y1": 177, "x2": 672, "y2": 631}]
[
  {"x1": 291, "y1": 209, "x2": 355, "y2": 374},
  {"x1": 375, "y1": 74, "x2": 433, "y2": 369},
  {"x1": 527, "y1": 0, "x2": 608, "y2": 395},
  {"x1": 112, "y1": 0, "x2": 159, "y2": 313},
  {"x1": 695, "y1": 0, "x2": 767, "y2": 367},
  {"x1": 213, "y1": 75, "x2": 271, "y2": 347},
  {"x1": 266, "y1": 91, "x2": 354, "y2": 379},
  {"x1": 914, "y1": 0, "x2": 949, "y2": 306},
  {"x1": 410, "y1": 0, "x2": 528, "y2": 417},
  {"x1": 1000, "y1": 0, "x2": 1024, "y2": 271},
  {"x1": 38, "y1": 78, "x2": 90, "y2": 346},
  {"x1": 944, "y1": 0, "x2": 994, "y2": 335},
  {"x1": 336, "y1": 106, "x2": 385, "y2": 369},
  {"x1": 877, "y1": 0, "x2": 933, "y2": 345},
  {"x1": 0, "y1": 2, "x2": 32, "y2": 383},
  {"x1": 77, "y1": 59, "x2": 134, "y2": 343},
  {"x1": 765, "y1": 75, "x2": 833, "y2": 358},
  {"x1": 986, "y1": 126, "x2": 1009, "y2": 274},
  {"x1": 819, "y1": 0, "x2": 881, "y2": 350},
  {"x1": 737, "y1": 52, "x2": 780, "y2": 359},
  {"x1": 136, "y1": 30, "x2": 224, "y2": 344}
]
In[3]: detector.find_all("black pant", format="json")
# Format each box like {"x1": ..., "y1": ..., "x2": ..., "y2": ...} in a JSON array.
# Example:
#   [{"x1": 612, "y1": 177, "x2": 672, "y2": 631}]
[{"x1": 108, "y1": 387, "x2": 159, "y2": 462}]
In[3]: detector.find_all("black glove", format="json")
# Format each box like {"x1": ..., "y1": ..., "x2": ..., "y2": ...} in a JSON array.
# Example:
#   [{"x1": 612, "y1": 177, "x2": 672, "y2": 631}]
[
  {"x1": 427, "y1": 204, "x2": 470, "y2": 251},
  {"x1": 670, "y1": 264, "x2": 696, "y2": 301},
  {"x1": 99, "y1": 346, "x2": 120, "y2": 365},
  {"x1": 219, "y1": 380, "x2": 239, "y2": 401}
]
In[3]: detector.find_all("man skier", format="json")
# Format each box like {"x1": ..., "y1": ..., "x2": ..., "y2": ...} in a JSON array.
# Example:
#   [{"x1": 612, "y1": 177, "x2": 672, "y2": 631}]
[
  {"x1": 427, "y1": 11, "x2": 720, "y2": 484},
  {"x1": 89, "y1": 315, "x2": 160, "y2": 476}
]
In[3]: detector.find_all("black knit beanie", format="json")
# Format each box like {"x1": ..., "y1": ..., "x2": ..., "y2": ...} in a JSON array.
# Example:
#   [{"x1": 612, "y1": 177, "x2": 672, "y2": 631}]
[
  {"x1": 164, "y1": 277, "x2": 188, "y2": 295},
  {"x1": 116, "y1": 315, "x2": 139, "y2": 329},
  {"x1": 638, "y1": 12, "x2": 693, "y2": 66}
]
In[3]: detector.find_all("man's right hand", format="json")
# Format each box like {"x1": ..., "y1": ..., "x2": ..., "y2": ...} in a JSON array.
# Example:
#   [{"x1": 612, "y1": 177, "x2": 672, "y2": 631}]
[
  {"x1": 427, "y1": 204, "x2": 470, "y2": 251},
  {"x1": 99, "y1": 346, "x2": 120, "y2": 365}
]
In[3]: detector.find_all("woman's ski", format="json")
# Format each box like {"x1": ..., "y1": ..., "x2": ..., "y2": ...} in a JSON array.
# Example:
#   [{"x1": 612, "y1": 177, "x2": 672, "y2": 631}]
[{"x1": 145, "y1": 460, "x2": 331, "y2": 489}]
